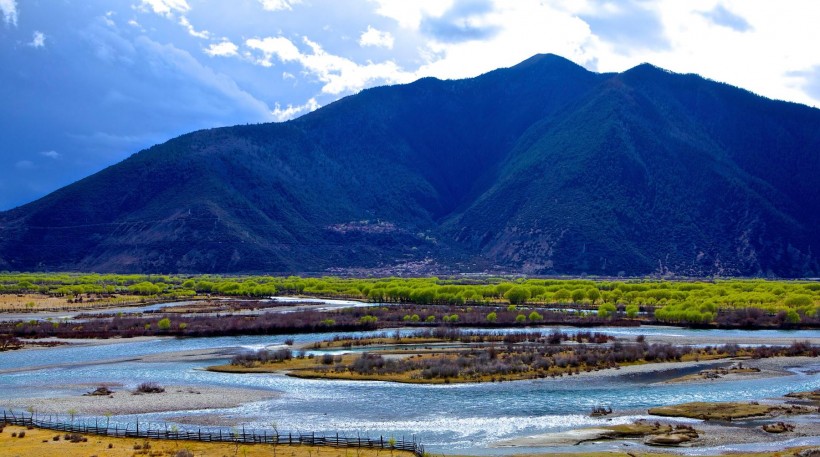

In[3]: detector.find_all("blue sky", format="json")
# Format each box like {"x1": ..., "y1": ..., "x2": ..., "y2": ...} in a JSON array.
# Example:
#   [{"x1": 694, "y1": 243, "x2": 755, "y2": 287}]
[{"x1": 1, "y1": 0, "x2": 819, "y2": 210}]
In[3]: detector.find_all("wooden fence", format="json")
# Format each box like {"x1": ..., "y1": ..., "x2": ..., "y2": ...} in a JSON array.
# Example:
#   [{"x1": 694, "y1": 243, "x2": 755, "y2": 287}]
[{"x1": 1, "y1": 410, "x2": 425, "y2": 457}]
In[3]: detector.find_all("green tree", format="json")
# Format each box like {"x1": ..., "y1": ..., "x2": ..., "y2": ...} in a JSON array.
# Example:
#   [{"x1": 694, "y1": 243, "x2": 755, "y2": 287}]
[
  {"x1": 157, "y1": 318, "x2": 171, "y2": 330},
  {"x1": 587, "y1": 289, "x2": 601, "y2": 303},
  {"x1": 785, "y1": 309, "x2": 801, "y2": 324},
  {"x1": 553, "y1": 289, "x2": 571, "y2": 302},
  {"x1": 784, "y1": 295, "x2": 812, "y2": 307},
  {"x1": 597, "y1": 303, "x2": 617, "y2": 318},
  {"x1": 625, "y1": 304, "x2": 639, "y2": 318},
  {"x1": 486, "y1": 312, "x2": 497, "y2": 323},
  {"x1": 528, "y1": 311, "x2": 543, "y2": 321},
  {"x1": 505, "y1": 286, "x2": 531, "y2": 305}
]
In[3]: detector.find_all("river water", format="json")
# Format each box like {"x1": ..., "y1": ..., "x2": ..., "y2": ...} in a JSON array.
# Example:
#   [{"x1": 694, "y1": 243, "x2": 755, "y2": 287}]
[{"x1": 0, "y1": 320, "x2": 818, "y2": 454}]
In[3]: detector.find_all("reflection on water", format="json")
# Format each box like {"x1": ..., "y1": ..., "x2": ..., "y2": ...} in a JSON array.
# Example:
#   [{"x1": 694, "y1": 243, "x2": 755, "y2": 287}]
[{"x1": 0, "y1": 326, "x2": 818, "y2": 454}]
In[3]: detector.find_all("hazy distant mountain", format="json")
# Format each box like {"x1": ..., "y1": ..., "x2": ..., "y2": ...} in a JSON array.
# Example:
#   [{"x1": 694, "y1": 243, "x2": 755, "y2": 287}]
[{"x1": 1, "y1": 54, "x2": 818, "y2": 276}]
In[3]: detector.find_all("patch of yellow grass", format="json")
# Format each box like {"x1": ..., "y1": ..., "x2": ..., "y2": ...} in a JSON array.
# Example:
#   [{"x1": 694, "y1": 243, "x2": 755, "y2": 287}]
[
  {"x1": 648, "y1": 401, "x2": 773, "y2": 420},
  {"x1": 0, "y1": 425, "x2": 415, "y2": 457},
  {"x1": 0, "y1": 293, "x2": 153, "y2": 312},
  {"x1": 210, "y1": 351, "x2": 637, "y2": 384}
]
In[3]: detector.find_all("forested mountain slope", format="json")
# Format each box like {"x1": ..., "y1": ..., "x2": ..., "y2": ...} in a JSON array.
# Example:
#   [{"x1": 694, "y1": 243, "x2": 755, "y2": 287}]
[{"x1": 1, "y1": 54, "x2": 818, "y2": 276}]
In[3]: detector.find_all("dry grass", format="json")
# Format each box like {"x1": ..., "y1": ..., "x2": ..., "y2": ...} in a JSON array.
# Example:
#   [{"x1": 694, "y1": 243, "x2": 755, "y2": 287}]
[
  {"x1": 648, "y1": 401, "x2": 774, "y2": 420},
  {"x1": 0, "y1": 425, "x2": 416, "y2": 457},
  {"x1": 601, "y1": 421, "x2": 675, "y2": 437},
  {"x1": 210, "y1": 351, "x2": 656, "y2": 384},
  {"x1": 313, "y1": 337, "x2": 449, "y2": 349},
  {"x1": 785, "y1": 390, "x2": 820, "y2": 402},
  {"x1": 0, "y1": 293, "x2": 150, "y2": 312}
]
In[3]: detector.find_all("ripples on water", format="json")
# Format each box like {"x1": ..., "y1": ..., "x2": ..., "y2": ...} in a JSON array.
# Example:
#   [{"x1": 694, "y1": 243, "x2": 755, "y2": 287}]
[{"x1": 0, "y1": 325, "x2": 818, "y2": 454}]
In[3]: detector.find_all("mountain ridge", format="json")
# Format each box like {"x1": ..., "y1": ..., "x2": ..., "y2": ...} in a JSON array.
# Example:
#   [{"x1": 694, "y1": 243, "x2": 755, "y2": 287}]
[{"x1": 1, "y1": 54, "x2": 818, "y2": 276}]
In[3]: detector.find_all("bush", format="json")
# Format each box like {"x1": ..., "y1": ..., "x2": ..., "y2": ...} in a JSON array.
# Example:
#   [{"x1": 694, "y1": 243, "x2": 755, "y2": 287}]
[
  {"x1": 135, "y1": 382, "x2": 165, "y2": 394},
  {"x1": 598, "y1": 303, "x2": 617, "y2": 318},
  {"x1": 625, "y1": 304, "x2": 639, "y2": 318},
  {"x1": 505, "y1": 287, "x2": 531, "y2": 305}
]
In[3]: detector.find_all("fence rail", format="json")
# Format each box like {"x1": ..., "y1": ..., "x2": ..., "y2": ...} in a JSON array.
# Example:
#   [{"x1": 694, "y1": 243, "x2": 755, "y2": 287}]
[{"x1": 1, "y1": 410, "x2": 425, "y2": 456}]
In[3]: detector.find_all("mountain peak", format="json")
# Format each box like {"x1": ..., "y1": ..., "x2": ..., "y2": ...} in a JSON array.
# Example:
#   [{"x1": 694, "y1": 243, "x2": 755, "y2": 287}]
[
  {"x1": 1, "y1": 56, "x2": 818, "y2": 276},
  {"x1": 507, "y1": 53, "x2": 590, "y2": 74}
]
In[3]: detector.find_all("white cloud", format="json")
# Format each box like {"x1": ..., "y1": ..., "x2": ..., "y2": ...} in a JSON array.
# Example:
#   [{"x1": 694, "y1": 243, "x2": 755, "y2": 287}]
[
  {"x1": 246, "y1": 35, "x2": 413, "y2": 94},
  {"x1": 179, "y1": 16, "x2": 210, "y2": 39},
  {"x1": 272, "y1": 97, "x2": 319, "y2": 121},
  {"x1": 15, "y1": 160, "x2": 34, "y2": 169},
  {"x1": 136, "y1": 0, "x2": 189, "y2": 18},
  {"x1": 245, "y1": 36, "x2": 302, "y2": 66},
  {"x1": 0, "y1": 0, "x2": 16, "y2": 26},
  {"x1": 40, "y1": 150, "x2": 60, "y2": 159},
  {"x1": 359, "y1": 25, "x2": 394, "y2": 49},
  {"x1": 30, "y1": 31, "x2": 46, "y2": 48},
  {"x1": 127, "y1": 19, "x2": 140, "y2": 27},
  {"x1": 370, "y1": 0, "x2": 452, "y2": 29},
  {"x1": 204, "y1": 40, "x2": 238, "y2": 57},
  {"x1": 573, "y1": 0, "x2": 820, "y2": 107},
  {"x1": 410, "y1": 1, "x2": 596, "y2": 80},
  {"x1": 259, "y1": 0, "x2": 302, "y2": 12}
]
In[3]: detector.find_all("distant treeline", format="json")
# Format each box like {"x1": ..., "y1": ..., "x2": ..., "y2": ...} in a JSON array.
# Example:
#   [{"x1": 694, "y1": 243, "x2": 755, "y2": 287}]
[
  {"x1": 3, "y1": 298, "x2": 818, "y2": 341},
  {"x1": 0, "y1": 273, "x2": 818, "y2": 326}
]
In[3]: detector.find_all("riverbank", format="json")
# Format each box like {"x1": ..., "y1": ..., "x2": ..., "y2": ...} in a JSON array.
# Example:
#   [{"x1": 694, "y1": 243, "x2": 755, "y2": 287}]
[
  {"x1": 0, "y1": 424, "x2": 415, "y2": 457},
  {"x1": 2, "y1": 384, "x2": 278, "y2": 415},
  {"x1": 494, "y1": 395, "x2": 820, "y2": 450}
]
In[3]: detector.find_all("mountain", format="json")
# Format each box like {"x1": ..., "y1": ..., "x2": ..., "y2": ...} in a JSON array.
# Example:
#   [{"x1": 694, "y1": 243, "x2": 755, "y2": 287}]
[{"x1": 1, "y1": 54, "x2": 818, "y2": 276}]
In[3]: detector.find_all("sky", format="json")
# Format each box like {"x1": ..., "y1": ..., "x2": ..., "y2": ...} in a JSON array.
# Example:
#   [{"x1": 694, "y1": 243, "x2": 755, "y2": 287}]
[{"x1": 1, "y1": 0, "x2": 820, "y2": 211}]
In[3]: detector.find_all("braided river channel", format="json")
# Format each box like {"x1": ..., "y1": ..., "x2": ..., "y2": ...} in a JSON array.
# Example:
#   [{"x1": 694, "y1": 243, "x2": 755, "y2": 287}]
[{"x1": 1, "y1": 304, "x2": 818, "y2": 455}]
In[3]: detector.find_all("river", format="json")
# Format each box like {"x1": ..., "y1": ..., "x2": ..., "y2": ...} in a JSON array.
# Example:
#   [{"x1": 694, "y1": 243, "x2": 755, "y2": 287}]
[{"x1": 0, "y1": 314, "x2": 818, "y2": 454}]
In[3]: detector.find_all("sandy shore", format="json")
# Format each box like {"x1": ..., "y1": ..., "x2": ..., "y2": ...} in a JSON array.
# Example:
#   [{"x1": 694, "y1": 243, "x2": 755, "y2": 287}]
[
  {"x1": 639, "y1": 333, "x2": 820, "y2": 346},
  {"x1": 2, "y1": 384, "x2": 278, "y2": 416},
  {"x1": 555, "y1": 355, "x2": 817, "y2": 384},
  {"x1": 494, "y1": 420, "x2": 820, "y2": 449}
]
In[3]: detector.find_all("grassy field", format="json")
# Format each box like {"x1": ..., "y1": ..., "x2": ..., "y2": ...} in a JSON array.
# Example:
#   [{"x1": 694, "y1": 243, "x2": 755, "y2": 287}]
[
  {"x1": 0, "y1": 425, "x2": 416, "y2": 457},
  {"x1": 0, "y1": 293, "x2": 168, "y2": 312}
]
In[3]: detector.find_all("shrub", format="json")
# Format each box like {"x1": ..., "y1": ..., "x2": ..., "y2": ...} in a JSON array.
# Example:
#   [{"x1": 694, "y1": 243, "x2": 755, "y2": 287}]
[
  {"x1": 784, "y1": 295, "x2": 813, "y2": 307},
  {"x1": 157, "y1": 318, "x2": 171, "y2": 330},
  {"x1": 598, "y1": 303, "x2": 617, "y2": 318},
  {"x1": 625, "y1": 304, "x2": 639, "y2": 318},
  {"x1": 359, "y1": 315, "x2": 378, "y2": 325},
  {"x1": 135, "y1": 382, "x2": 165, "y2": 394}
]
